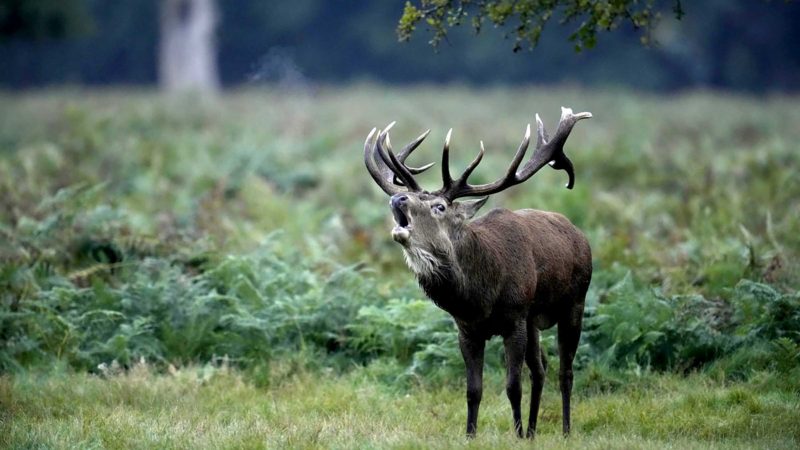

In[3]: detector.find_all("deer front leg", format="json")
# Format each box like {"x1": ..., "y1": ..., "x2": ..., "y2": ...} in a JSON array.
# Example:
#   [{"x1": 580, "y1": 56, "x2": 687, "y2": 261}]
[
  {"x1": 458, "y1": 331, "x2": 485, "y2": 438},
  {"x1": 504, "y1": 322, "x2": 527, "y2": 438}
]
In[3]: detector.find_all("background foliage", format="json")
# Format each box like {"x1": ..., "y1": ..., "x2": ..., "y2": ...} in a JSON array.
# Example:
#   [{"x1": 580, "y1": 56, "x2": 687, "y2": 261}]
[
  {"x1": 0, "y1": 0, "x2": 799, "y2": 91},
  {"x1": 398, "y1": 0, "x2": 683, "y2": 51},
  {"x1": 1, "y1": 87, "x2": 798, "y2": 389}
]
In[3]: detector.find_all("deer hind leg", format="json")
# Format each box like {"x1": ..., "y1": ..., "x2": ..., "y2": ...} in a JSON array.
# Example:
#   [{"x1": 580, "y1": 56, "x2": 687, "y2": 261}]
[
  {"x1": 503, "y1": 321, "x2": 527, "y2": 438},
  {"x1": 557, "y1": 302, "x2": 584, "y2": 436},
  {"x1": 525, "y1": 324, "x2": 546, "y2": 439}
]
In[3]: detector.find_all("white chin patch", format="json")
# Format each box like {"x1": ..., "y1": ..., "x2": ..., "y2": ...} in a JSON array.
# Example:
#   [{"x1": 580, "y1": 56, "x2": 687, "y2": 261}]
[{"x1": 391, "y1": 226, "x2": 411, "y2": 244}]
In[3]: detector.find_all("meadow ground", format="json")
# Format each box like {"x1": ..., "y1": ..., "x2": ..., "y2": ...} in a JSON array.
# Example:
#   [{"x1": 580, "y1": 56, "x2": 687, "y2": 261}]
[
  {"x1": 2, "y1": 363, "x2": 799, "y2": 449},
  {"x1": 1, "y1": 85, "x2": 798, "y2": 448}
]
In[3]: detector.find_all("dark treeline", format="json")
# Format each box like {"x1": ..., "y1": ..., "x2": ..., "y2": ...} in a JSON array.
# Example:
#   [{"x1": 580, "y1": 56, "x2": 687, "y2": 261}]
[{"x1": 1, "y1": 0, "x2": 799, "y2": 91}]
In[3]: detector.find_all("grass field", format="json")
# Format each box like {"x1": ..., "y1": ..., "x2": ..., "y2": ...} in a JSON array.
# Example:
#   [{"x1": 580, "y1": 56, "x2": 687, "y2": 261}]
[
  {"x1": 2, "y1": 363, "x2": 799, "y2": 449},
  {"x1": 1, "y1": 85, "x2": 799, "y2": 448}
]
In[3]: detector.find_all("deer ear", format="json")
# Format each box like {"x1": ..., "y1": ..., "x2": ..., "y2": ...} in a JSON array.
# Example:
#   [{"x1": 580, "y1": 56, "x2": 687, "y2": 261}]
[{"x1": 459, "y1": 197, "x2": 489, "y2": 219}]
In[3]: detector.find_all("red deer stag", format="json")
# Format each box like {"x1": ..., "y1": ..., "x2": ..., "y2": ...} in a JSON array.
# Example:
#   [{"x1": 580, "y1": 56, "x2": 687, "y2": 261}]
[{"x1": 363, "y1": 108, "x2": 593, "y2": 438}]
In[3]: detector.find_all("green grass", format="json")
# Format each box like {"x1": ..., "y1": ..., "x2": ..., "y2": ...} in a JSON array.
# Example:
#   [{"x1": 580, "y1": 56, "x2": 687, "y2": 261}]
[
  {"x1": 1, "y1": 85, "x2": 799, "y2": 448},
  {"x1": 2, "y1": 364, "x2": 798, "y2": 449}
]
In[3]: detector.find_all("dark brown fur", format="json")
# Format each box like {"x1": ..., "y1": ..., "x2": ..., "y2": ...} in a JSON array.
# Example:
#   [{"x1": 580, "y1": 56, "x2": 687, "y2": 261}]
[{"x1": 409, "y1": 204, "x2": 591, "y2": 438}]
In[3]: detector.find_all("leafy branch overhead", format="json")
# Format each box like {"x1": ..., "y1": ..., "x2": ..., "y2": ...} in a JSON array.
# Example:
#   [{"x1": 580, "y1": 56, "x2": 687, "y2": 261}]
[{"x1": 398, "y1": 0, "x2": 684, "y2": 52}]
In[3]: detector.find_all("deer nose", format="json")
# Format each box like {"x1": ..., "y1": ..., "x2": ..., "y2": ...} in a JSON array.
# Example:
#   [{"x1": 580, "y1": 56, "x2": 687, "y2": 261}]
[{"x1": 390, "y1": 194, "x2": 408, "y2": 209}]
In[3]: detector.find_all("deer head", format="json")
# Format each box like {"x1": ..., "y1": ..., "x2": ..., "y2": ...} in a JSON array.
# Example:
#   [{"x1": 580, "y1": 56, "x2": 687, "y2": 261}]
[{"x1": 364, "y1": 107, "x2": 591, "y2": 276}]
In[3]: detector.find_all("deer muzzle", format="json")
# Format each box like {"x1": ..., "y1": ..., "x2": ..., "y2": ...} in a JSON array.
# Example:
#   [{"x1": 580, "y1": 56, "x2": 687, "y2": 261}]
[{"x1": 390, "y1": 194, "x2": 412, "y2": 245}]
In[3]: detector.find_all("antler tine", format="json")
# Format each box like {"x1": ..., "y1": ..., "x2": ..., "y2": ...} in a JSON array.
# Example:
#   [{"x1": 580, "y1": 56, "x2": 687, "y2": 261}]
[
  {"x1": 378, "y1": 126, "x2": 422, "y2": 191},
  {"x1": 373, "y1": 124, "x2": 434, "y2": 186},
  {"x1": 398, "y1": 129, "x2": 435, "y2": 175},
  {"x1": 518, "y1": 107, "x2": 591, "y2": 189},
  {"x1": 383, "y1": 133, "x2": 407, "y2": 186},
  {"x1": 452, "y1": 141, "x2": 485, "y2": 188},
  {"x1": 408, "y1": 162, "x2": 436, "y2": 175},
  {"x1": 373, "y1": 122, "x2": 395, "y2": 169},
  {"x1": 440, "y1": 128, "x2": 454, "y2": 192},
  {"x1": 364, "y1": 127, "x2": 405, "y2": 196},
  {"x1": 436, "y1": 124, "x2": 531, "y2": 200},
  {"x1": 503, "y1": 123, "x2": 531, "y2": 181},
  {"x1": 535, "y1": 114, "x2": 548, "y2": 148}
]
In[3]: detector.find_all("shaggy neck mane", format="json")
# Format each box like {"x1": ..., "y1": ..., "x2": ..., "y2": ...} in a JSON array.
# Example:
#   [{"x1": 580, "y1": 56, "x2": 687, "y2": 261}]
[{"x1": 405, "y1": 226, "x2": 498, "y2": 306}]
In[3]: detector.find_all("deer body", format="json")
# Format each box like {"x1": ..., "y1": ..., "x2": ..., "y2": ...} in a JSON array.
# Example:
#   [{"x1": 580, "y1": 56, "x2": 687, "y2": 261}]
[
  {"x1": 415, "y1": 208, "x2": 591, "y2": 331},
  {"x1": 364, "y1": 107, "x2": 592, "y2": 438}
]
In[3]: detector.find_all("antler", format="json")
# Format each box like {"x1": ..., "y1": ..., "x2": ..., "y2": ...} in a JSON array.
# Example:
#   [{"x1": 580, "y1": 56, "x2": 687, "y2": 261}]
[
  {"x1": 435, "y1": 107, "x2": 591, "y2": 201},
  {"x1": 363, "y1": 108, "x2": 590, "y2": 199},
  {"x1": 363, "y1": 123, "x2": 435, "y2": 195}
]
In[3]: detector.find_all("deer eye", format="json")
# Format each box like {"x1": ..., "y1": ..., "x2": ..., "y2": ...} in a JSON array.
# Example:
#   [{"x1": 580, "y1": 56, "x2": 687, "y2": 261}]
[{"x1": 432, "y1": 204, "x2": 446, "y2": 213}]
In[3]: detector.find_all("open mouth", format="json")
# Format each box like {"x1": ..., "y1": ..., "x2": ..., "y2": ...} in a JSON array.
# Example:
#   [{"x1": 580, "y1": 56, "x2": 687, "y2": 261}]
[
  {"x1": 392, "y1": 206, "x2": 410, "y2": 228},
  {"x1": 390, "y1": 205, "x2": 412, "y2": 245}
]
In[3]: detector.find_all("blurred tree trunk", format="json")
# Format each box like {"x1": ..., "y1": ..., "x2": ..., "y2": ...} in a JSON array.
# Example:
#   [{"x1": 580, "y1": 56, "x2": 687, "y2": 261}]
[{"x1": 159, "y1": 0, "x2": 219, "y2": 93}]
